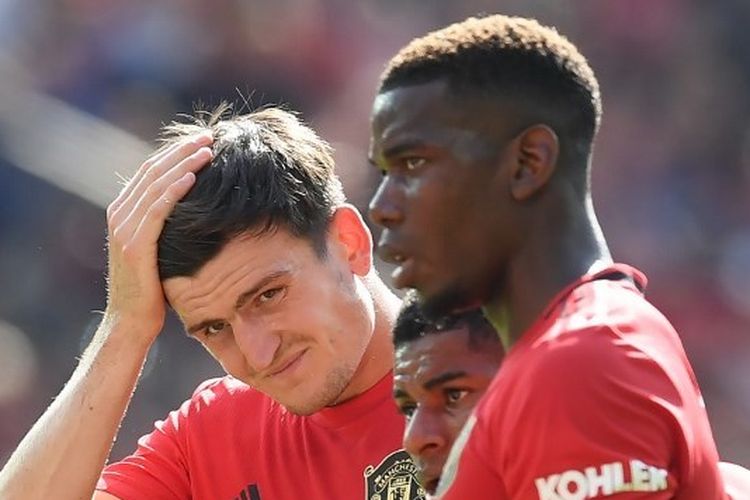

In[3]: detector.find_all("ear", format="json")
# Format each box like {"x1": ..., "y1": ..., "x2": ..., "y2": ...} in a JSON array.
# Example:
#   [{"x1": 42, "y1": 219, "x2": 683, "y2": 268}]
[
  {"x1": 328, "y1": 204, "x2": 373, "y2": 276},
  {"x1": 509, "y1": 125, "x2": 559, "y2": 201}
]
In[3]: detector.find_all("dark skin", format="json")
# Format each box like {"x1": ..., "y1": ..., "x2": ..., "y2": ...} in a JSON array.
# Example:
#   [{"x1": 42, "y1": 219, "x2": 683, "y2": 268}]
[
  {"x1": 393, "y1": 328, "x2": 502, "y2": 495},
  {"x1": 368, "y1": 78, "x2": 611, "y2": 348}
]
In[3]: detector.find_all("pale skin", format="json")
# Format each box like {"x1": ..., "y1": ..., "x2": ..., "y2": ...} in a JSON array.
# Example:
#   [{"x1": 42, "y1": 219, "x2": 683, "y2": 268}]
[
  {"x1": 162, "y1": 217, "x2": 395, "y2": 416},
  {"x1": 0, "y1": 128, "x2": 400, "y2": 499}
]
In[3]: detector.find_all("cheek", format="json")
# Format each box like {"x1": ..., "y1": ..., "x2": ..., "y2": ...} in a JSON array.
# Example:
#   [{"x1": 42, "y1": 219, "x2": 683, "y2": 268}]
[
  {"x1": 447, "y1": 409, "x2": 474, "y2": 439},
  {"x1": 449, "y1": 391, "x2": 485, "y2": 423},
  {"x1": 204, "y1": 341, "x2": 245, "y2": 377},
  {"x1": 423, "y1": 184, "x2": 478, "y2": 243}
]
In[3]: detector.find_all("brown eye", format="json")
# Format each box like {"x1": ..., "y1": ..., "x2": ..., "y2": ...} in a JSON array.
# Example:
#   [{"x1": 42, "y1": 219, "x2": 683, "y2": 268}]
[
  {"x1": 397, "y1": 402, "x2": 417, "y2": 419},
  {"x1": 205, "y1": 321, "x2": 227, "y2": 337},
  {"x1": 405, "y1": 157, "x2": 426, "y2": 170},
  {"x1": 257, "y1": 287, "x2": 284, "y2": 305},
  {"x1": 445, "y1": 389, "x2": 469, "y2": 406}
]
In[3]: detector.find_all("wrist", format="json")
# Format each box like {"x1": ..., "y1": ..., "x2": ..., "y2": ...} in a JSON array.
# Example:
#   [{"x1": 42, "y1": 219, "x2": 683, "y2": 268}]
[{"x1": 98, "y1": 311, "x2": 160, "y2": 353}]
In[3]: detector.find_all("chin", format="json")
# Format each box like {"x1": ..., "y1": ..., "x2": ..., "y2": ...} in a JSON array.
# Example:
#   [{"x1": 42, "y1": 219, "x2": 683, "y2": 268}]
[
  {"x1": 419, "y1": 285, "x2": 480, "y2": 320},
  {"x1": 276, "y1": 388, "x2": 329, "y2": 416},
  {"x1": 282, "y1": 401, "x2": 320, "y2": 416},
  {"x1": 283, "y1": 364, "x2": 354, "y2": 415}
]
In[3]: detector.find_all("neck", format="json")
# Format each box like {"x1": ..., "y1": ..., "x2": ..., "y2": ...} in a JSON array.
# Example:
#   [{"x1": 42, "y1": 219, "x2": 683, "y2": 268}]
[
  {"x1": 484, "y1": 194, "x2": 611, "y2": 350},
  {"x1": 333, "y1": 272, "x2": 401, "y2": 403}
]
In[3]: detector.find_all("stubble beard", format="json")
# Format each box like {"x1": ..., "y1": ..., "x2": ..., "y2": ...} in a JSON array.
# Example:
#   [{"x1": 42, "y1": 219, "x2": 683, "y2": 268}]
[{"x1": 282, "y1": 361, "x2": 356, "y2": 416}]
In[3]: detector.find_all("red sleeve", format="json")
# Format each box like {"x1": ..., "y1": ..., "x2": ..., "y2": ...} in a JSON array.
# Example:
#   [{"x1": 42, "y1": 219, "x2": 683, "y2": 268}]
[
  {"x1": 95, "y1": 379, "x2": 223, "y2": 500},
  {"x1": 95, "y1": 400, "x2": 191, "y2": 500},
  {"x1": 440, "y1": 326, "x2": 682, "y2": 499}
]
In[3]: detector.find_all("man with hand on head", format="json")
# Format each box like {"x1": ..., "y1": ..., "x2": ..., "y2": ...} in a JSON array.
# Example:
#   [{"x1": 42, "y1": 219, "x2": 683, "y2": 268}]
[
  {"x1": 368, "y1": 14, "x2": 728, "y2": 499},
  {"x1": 393, "y1": 291, "x2": 503, "y2": 496},
  {"x1": 0, "y1": 107, "x2": 425, "y2": 500}
]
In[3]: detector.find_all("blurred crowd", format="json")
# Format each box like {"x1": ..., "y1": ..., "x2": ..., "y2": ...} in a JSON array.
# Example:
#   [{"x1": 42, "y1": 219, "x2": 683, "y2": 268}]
[{"x1": 1, "y1": 0, "x2": 749, "y2": 466}]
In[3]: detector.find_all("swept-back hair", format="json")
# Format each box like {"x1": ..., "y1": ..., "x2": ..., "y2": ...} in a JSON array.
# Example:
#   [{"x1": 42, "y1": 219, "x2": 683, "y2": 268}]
[{"x1": 157, "y1": 104, "x2": 345, "y2": 280}]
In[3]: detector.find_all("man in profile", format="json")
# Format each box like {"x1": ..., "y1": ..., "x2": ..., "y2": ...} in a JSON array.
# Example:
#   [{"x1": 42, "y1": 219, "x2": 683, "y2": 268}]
[{"x1": 368, "y1": 14, "x2": 726, "y2": 498}]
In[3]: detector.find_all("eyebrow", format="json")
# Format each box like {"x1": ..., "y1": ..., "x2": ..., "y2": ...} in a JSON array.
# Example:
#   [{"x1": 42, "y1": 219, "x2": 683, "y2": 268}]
[
  {"x1": 369, "y1": 139, "x2": 428, "y2": 166},
  {"x1": 185, "y1": 270, "x2": 290, "y2": 336},
  {"x1": 384, "y1": 140, "x2": 427, "y2": 159},
  {"x1": 423, "y1": 370, "x2": 468, "y2": 390},
  {"x1": 393, "y1": 370, "x2": 468, "y2": 399}
]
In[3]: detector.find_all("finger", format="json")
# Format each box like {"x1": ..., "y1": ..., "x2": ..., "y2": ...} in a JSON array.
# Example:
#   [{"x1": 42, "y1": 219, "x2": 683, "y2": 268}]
[
  {"x1": 133, "y1": 131, "x2": 213, "y2": 193},
  {"x1": 130, "y1": 172, "x2": 198, "y2": 249},
  {"x1": 109, "y1": 139, "x2": 187, "y2": 217},
  {"x1": 111, "y1": 132, "x2": 212, "y2": 217},
  {"x1": 114, "y1": 147, "x2": 212, "y2": 242},
  {"x1": 108, "y1": 132, "x2": 213, "y2": 220}
]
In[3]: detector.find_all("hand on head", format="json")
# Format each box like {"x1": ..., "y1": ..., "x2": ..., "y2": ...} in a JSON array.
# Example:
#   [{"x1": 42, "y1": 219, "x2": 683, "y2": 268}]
[{"x1": 103, "y1": 132, "x2": 213, "y2": 342}]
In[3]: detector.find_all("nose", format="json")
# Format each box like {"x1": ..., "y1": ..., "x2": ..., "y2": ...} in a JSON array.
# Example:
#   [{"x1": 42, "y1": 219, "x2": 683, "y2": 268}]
[
  {"x1": 232, "y1": 318, "x2": 281, "y2": 373},
  {"x1": 368, "y1": 176, "x2": 403, "y2": 229},
  {"x1": 403, "y1": 407, "x2": 448, "y2": 460}
]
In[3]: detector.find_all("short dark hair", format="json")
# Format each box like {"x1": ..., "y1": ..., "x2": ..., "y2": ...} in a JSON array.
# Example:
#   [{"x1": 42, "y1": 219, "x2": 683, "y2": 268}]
[
  {"x1": 393, "y1": 291, "x2": 499, "y2": 350},
  {"x1": 157, "y1": 105, "x2": 345, "y2": 280},
  {"x1": 379, "y1": 14, "x2": 601, "y2": 169}
]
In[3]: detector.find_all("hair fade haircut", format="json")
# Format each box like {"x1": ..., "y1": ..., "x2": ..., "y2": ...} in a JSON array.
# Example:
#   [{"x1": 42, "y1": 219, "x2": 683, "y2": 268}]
[
  {"x1": 379, "y1": 14, "x2": 602, "y2": 169},
  {"x1": 157, "y1": 104, "x2": 345, "y2": 280},
  {"x1": 393, "y1": 290, "x2": 499, "y2": 350}
]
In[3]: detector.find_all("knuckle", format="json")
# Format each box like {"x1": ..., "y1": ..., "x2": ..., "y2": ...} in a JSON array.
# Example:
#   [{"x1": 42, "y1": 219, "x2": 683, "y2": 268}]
[
  {"x1": 110, "y1": 226, "x2": 125, "y2": 245},
  {"x1": 144, "y1": 181, "x2": 163, "y2": 199},
  {"x1": 140, "y1": 157, "x2": 156, "y2": 172},
  {"x1": 120, "y1": 242, "x2": 138, "y2": 261},
  {"x1": 144, "y1": 164, "x2": 162, "y2": 183}
]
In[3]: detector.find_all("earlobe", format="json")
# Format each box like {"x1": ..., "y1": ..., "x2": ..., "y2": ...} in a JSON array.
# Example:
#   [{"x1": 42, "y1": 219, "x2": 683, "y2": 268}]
[
  {"x1": 510, "y1": 125, "x2": 559, "y2": 201},
  {"x1": 331, "y1": 204, "x2": 373, "y2": 276}
]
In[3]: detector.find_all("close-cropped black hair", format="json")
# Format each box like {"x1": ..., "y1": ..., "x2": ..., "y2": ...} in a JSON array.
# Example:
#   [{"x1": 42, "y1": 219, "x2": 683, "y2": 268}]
[
  {"x1": 379, "y1": 14, "x2": 602, "y2": 171},
  {"x1": 157, "y1": 105, "x2": 345, "y2": 280},
  {"x1": 393, "y1": 290, "x2": 499, "y2": 350}
]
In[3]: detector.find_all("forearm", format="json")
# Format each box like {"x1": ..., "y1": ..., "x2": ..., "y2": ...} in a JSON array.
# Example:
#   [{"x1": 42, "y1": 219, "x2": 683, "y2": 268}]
[
  {"x1": 0, "y1": 317, "x2": 152, "y2": 500},
  {"x1": 0, "y1": 129, "x2": 212, "y2": 500}
]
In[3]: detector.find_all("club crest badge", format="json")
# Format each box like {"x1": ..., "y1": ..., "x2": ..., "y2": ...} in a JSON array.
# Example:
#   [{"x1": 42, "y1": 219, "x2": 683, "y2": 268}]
[{"x1": 364, "y1": 449, "x2": 425, "y2": 500}]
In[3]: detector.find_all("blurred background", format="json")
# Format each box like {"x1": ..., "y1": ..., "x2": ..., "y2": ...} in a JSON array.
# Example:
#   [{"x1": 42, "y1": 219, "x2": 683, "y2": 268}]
[{"x1": 1, "y1": 0, "x2": 749, "y2": 467}]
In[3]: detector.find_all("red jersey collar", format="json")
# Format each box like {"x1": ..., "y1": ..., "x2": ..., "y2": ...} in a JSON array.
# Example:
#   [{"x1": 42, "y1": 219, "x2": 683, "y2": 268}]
[
  {"x1": 510, "y1": 263, "x2": 647, "y2": 353},
  {"x1": 538, "y1": 263, "x2": 647, "y2": 321},
  {"x1": 307, "y1": 370, "x2": 395, "y2": 429}
]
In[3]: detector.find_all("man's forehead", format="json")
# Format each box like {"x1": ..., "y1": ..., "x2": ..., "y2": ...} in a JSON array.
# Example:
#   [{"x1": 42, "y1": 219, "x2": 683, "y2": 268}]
[
  {"x1": 370, "y1": 81, "x2": 511, "y2": 158},
  {"x1": 395, "y1": 329, "x2": 473, "y2": 368},
  {"x1": 372, "y1": 80, "x2": 453, "y2": 134},
  {"x1": 163, "y1": 233, "x2": 302, "y2": 315}
]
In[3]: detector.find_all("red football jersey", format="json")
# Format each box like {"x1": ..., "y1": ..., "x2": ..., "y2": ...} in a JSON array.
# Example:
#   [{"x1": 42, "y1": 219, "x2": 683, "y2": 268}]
[
  {"x1": 436, "y1": 264, "x2": 725, "y2": 500},
  {"x1": 97, "y1": 372, "x2": 426, "y2": 499}
]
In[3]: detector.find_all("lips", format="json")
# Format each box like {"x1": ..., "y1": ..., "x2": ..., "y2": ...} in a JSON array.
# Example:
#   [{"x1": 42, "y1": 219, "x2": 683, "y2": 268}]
[
  {"x1": 267, "y1": 348, "x2": 307, "y2": 378},
  {"x1": 376, "y1": 240, "x2": 410, "y2": 266},
  {"x1": 377, "y1": 239, "x2": 417, "y2": 289}
]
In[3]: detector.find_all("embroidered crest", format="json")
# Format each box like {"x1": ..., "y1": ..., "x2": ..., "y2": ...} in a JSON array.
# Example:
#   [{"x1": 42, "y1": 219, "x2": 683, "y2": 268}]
[{"x1": 364, "y1": 449, "x2": 425, "y2": 500}]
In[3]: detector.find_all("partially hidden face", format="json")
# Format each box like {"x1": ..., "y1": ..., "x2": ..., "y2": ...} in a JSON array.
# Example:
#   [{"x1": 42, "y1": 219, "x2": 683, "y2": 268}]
[
  {"x1": 393, "y1": 328, "x2": 502, "y2": 495},
  {"x1": 368, "y1": 78, "x2": 520, "y2": 318},
  {"x1": 163, "y1": 226, "x2": 375, "y2": 416}
]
